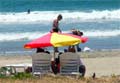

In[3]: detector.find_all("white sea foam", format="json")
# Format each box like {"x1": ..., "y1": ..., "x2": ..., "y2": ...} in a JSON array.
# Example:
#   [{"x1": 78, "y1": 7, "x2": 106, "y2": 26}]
[
  {"x1": 0, "y1": 30, "x2": 120, "y2": 41},
  {"x1": 84, "y1": 30, "x2": 120, "y2": 37},
  {"x1": 0, "y1": 9, "x2": 120, "y2": 23},
  {"x1": 0, "y1": 32, "x2": 47, "y2": 41}
]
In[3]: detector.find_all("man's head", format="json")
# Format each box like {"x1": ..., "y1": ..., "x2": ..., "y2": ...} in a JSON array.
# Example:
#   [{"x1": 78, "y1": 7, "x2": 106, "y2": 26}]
[{"x1": 57, "y1": 14, "x2": 62, "y2": 21}]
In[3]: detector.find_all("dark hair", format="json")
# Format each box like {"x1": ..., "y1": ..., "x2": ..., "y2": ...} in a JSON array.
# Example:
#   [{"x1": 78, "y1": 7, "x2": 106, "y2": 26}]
[
  {"x1": 77, "y1": 30, "x2": 83, "y2": 36},
  {"x1": 45, "y1": 51, "x2": 50, "y2": 54},
  {"x1": 80, "y1": 32, "x2": 83, "y2": 36},
  {"x1": 58, "y1": 14, "x2": 62, "y2": 19},
  {"x1": 71, "y1": 29, "x2": 78, "y2": 35},
  {"x1": 27, "y1": 9, "x2": 30, "y2": 14},
  {"x1": 36, "y1": 48, "x2": 44, "y2": 53}
]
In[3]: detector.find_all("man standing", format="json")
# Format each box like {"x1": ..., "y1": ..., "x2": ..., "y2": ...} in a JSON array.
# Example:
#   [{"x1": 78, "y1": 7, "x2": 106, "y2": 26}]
[
  {"x1": 50, "y1": 14, "x2": 63, "y2": 52},
  {"x1": 51, "y1": 14, "x2": 63, "y2": 33},
  {"x1": 50, "y1": 14, "x2": 63, "y2": 74}
]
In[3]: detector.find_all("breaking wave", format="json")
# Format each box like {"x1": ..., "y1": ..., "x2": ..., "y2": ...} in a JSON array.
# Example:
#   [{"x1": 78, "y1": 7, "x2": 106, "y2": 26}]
[
  {"x1": 0, "y1": 9, "x2": 120, "y2": 23},
  {"x1": 0, "y1": 30, "x2": 120, "y2": 41}
]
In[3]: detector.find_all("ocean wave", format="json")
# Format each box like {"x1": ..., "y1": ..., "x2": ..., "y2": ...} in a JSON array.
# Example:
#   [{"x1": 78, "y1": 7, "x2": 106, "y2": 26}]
[
  {"x1": 0, "y1": 9, "x2": 120, "y2": 23},
  {"x1": 84, "y1": 30, "x2": 120, "y2": 37},
  {"x1": 0, "y1": 30, "x2": 120, "y2": 41},
  {"x1": 0, "y1": 32, "x2": 47, "y2": 41}
]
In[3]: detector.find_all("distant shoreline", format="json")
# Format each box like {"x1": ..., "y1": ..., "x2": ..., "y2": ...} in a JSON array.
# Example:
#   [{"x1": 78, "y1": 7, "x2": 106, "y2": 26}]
[{"x1": 0, "y1": 48, "x2": 120, "y2": 56}]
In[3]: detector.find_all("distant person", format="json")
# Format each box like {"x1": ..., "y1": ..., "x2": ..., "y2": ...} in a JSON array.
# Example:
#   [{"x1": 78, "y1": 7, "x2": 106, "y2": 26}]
[
  {"x1": 27, "y1": 9, "x2": 30, "y2": 14},
  {"x1": 50, "y1": 14, "x2": 63, "y2": 33},
  {"x1": 77, "y1": 30, "x2": 83, "y2": 36},
  {"x1": 71, "y1": 29, "x2": 83, "y2": 52},
  {"x1": 71, "y1": 29, "x2": 78, "y2": 35},
  {"x1": 71, "y1": 29, "x2": 83, "y2": 36}
]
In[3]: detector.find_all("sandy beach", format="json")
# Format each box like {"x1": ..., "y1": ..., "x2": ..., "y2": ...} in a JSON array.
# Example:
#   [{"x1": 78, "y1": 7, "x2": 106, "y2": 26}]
[
  {"x1": 0, "y1": 50, "x2": 120, "y2": 77},
  {"x1": 81, "y1": 50, "x2": 120, "y2": 77}
]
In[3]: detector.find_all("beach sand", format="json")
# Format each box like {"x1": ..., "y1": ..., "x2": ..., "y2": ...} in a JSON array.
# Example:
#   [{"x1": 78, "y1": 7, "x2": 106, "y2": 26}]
[
  {"x1": 0, "y1": 50, "x2": 120, "y2": 77},
  {"x1": 0, "y1": 55, "x2": 32, "y2": 67}
]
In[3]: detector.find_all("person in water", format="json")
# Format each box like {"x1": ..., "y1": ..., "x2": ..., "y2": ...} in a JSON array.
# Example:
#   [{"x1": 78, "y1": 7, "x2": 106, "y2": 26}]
[{"x1": 27, "y1": 9, "x2": 30, "y2": 14}]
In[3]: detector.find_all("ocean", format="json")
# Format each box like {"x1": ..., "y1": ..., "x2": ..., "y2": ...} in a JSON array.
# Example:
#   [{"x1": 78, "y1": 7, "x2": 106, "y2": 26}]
[{"x1": 0, "y1": 0, "x2": 120, "y2": 54}]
